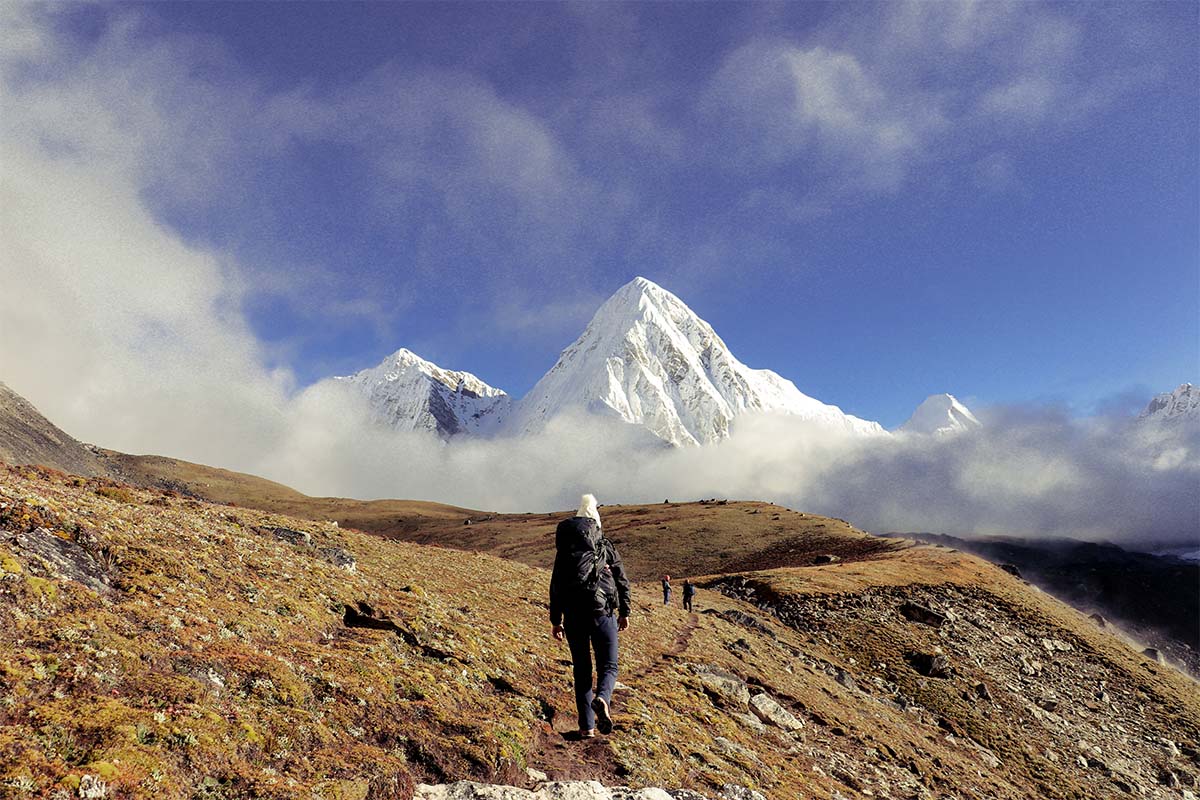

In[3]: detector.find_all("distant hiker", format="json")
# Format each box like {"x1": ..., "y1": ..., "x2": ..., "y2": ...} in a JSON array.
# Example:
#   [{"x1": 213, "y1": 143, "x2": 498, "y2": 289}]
[
  {"x1": 550, "y1": 494, "x2": 631, "y2": 739},
  {"x1": 662, "y1": 574, "x2": 671, "y2": 605},
  {"x1": 682, "y1": 579, "x2": 696, "y2": 612}
]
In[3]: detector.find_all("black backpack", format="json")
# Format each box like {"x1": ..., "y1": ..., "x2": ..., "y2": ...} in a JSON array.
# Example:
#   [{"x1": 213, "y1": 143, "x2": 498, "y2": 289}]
[{"x1": 555, "y1": 517, "x2": 618, "y2": 614}]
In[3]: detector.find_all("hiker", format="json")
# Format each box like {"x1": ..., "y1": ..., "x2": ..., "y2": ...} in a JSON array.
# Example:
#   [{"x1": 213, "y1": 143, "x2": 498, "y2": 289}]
[
  {"x1": 550, "y1": 494, "x2": 631, "y2": 739},
  {"x1": 662, "y1": 574, "x2": 671, "y2": 605},
  {"x1": 682, "y1": 579, "x2": 696, "y2": 612}
]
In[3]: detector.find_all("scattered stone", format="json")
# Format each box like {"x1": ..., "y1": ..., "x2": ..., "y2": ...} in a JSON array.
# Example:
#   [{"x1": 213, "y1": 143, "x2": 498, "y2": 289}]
[
  {"x1": 812, "y1": 554, "x2": 840, "y2": 565},
  {"x1": 1037, "y1": 696, "x2": 1060, "y2": 712},
  {"x1": 749, "y1": 692, "x2": 804, "y2": 731},
  {"x1": 708, "y1": 608, "x2": 776, "y2": 638},
  {"x1": 526, "y1": 768, "x2": 549, "y2": 783},
  {"x1": 998, "y1": 563, "x2": 1022, "y2": 578},
  {"x1": 833, "y1": 667, "x2": 858, "y2": 692},
  {"x1": 899, "y1": 602, "x2": 947, "y2": 628},
  {"x1": 1159, "y1": 769, "x2": 1181, "y2": 789},
  {"x1": 1077, "y1": 756, "x2": 1089, "y2": 769},
  {"x1": 1089, "y1": 613, "x2": 1107, "y2": 627},
  {"x1": 611, "y1": 789, "x2": 674, "y2": 800},
  {"x1": 973, "y1": 682, "x2": 992, "y2": 701},
  {"x1": 1142, "y1": 648, "x2": 1165, "y2": 664}
]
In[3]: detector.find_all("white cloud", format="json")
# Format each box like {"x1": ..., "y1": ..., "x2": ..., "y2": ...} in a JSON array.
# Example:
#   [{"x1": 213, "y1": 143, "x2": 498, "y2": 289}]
[{"x1": 703, "y1": 40, "x2": 933, "y2": 190}]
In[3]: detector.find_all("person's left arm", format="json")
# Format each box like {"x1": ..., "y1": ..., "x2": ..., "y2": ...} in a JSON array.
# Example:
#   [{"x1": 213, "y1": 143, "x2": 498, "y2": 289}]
[{"x1": 607, "y1": 541, "x2": 632, "y2": 630}]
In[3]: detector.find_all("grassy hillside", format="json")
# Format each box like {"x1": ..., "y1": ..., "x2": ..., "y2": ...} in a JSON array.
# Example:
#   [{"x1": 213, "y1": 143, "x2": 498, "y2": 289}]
[
  {"x1": 2, "y1": 463, "x2": 1197, "y2": 799},
  {"x1": 97, "y1": 451, "x2": 900, "y2": 580}
]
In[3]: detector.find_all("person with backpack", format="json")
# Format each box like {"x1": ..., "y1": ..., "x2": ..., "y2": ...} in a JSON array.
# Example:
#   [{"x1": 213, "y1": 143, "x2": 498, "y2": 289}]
[
  {"x1": 550, "y1": 494, "x2": 631, "y2": 738},
  {"x1": 682, "y1": 579, "x2": 696, "y2": 612}
]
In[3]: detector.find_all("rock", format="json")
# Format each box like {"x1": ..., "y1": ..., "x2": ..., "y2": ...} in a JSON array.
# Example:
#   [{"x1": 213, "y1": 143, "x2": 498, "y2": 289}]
[
  {"x1": 526, "y1": 768, "x2": 549, "y2": 783},
  {"x1": 812, "y1": 554, "x2": 840, "y2": 565},
  {"x1": 1036, "y1": 696, "x2": 1059, "y2": 712},
  {"x1": 906, "y1": 651, "x2": 953, "y2": 679},
  {"x1": 719, "y1": 786, "x2": 767, "y2": 800},
  {"x1": 973, "y1": 682, "x2": 992, "y2": 701},
  {"x1": 610, "y1": 790, "x2": 674, "y2": 800},
  {"x1": 320, "y1": 546, "x2": 357, "y2": 572},
  {"x1": 666, "y1": 793, "x2": 710, "y2": 800},
  {"x1": 731, "y1": 711, "x2": 767, "y2": 734},
  {"x1": 12, "y1": 527, "x2": 114, "y2": 593},
  {"x1": 899, "y1": 602, "x2": 947, "y2": 628},
  {"x1": 998, "y1": 563, "x2": 1022, "y2": 578},
  {"x1": 1040, "y1": 638, "x2": 1072, "y2": 653},
  {"x1": 695, "y1": 666, "x2": 750, "y2": 708},
  {"x1": 749, "y1": 692, "x2": 804, "y2": 731},
  {"x1": 833, "y1": 668, "x2": 858, "y2": 692},
  {"x1": 1159, "y1": 769, "x2": 1181, "y2": 789},
  {"x1": 1089, "y1": 612, "x2": 1107, "y2": 627},
  {"x1": 78, "y1": 775, "x2": 109, "y2": 799},
  {"x1": 266, "y1": 526, "x2": 311, "y2": 546},
  {"x1": 1077, "y1": 756, "x2": 1089, "y2": 769},
  {"x1": 1018, "y1": 655, "x2": 1042, "y2": 676},
  {"x1": 1142, "y1": 648, "x2": 1165, "y2": 664}
]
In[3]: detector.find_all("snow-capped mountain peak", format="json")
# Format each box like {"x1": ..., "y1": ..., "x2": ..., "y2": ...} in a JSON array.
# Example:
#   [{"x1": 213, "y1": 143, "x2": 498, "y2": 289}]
[
  {"x1": 1138, "y1": 383, "x2": 1199, "y2": 424},
  {"x1": 898, "y1": 393, "x2": 981, "y2": 436},
  {"x1": 511, "y1": 276, "x2": 886, "y2": 446},
  {"x1": 334, "y1": 347, "x2": 510, "y2": 437}
]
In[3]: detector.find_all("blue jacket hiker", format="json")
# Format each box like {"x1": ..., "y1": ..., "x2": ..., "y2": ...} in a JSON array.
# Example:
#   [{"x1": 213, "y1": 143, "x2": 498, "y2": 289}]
[{"x1": 550, "y1": 494, "x2": 631, "y2": 738}]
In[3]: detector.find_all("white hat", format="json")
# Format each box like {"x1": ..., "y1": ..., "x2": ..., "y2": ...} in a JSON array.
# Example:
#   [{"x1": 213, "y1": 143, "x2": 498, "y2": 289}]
[{"x1": 577, "y1": 493, "x2": 601, "y2": 528}]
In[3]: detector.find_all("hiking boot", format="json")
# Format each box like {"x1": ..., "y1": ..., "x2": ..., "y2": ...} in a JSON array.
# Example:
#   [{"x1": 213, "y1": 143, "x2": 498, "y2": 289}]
[
  {"x1": 579, "y1": 728, "x2": 597, "y2": 739},
  {"x1": 591, "y1": 696, "x2": 613, "y2": 734}
]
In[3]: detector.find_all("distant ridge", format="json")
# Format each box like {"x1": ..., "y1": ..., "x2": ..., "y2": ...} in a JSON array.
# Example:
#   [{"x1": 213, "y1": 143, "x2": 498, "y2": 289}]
[{"x1": 0, "y1": 382, "x2": 109, "y2": 477}]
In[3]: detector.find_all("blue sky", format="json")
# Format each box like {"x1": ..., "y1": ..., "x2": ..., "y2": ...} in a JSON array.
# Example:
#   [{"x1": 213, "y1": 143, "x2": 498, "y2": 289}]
[{"x1": 5, "y1": 1, "x2": 1198, "y2": 429}]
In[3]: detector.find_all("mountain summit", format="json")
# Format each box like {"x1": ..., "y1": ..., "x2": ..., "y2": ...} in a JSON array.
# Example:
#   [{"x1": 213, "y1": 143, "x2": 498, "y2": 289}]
[
  {"x1": 1138, "y1": 383, "x2": 1199, "y2": 425},
  {"x1": 898, "y1": 393, "x2": 981, "y2": 436},
  {"x1": 511, "y1": 277, "x2": 885, "y2": 446},
  {"x1": 334, "y1": 348, "x2": 511, "y2": 437}
]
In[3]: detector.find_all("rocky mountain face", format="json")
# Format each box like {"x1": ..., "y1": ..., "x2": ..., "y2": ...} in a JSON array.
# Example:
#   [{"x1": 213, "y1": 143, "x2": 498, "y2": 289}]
[
  {"x1": 511, "y1": 278, "x2": 886, "y2": 446},
  {"x1": 897, "y1": 393, "x2": 981, "y2": 435},
  {"x1": 884, "y1": 531, "x2": 1200, "y2": 675},
  {"x1": 0, "y1": 382, "x2": 109, "y2": 477},
  {"x1": 333, "y1": 348, "x2": 512, "y2": 437},
  {"x1": 1139, "y1": 383, "x2": 1199, "y2": 425}
]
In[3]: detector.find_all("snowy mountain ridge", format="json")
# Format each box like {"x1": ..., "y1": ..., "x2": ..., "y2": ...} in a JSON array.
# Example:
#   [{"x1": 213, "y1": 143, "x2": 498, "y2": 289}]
[
  {"x1": 333, "y1": 348, "x2": 511, "y2": 437},
  {"x1": 898, "y1": 393, "x2": 982, "y2": 436},
  {"x1": 1138, "y1": 383, "x2": 1199, "y2": 425},
  {"x1": 330, "y1": 277, "x2": 986, "y2": 447},
  {"x1": 510, "y1": 277, "x2": 886, "y2": 445}
]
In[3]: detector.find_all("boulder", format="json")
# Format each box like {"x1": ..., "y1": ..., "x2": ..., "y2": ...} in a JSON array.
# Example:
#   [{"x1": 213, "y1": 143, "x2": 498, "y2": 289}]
[
  {"x1": 899, "y1": 602, "x2": 947, "y2": 628},
  {"x1": 695, "y1": 666, "x2": 750, "y2": 708},
  {"x1": 812, "y1": 554, "x2": 840, "y2": 565},
  {"x1": 1142, "y1": 648, "x2": 1165, "y2": 664},
  {"x1": 749, "y1": 692, "x2": 804, "y2": 731},
  {"x1": 9, "y1": 527, "x2": 113, "y2": 593},
  {"x1": 906, "y1": 651, "x2": 953, "y2": 679}
]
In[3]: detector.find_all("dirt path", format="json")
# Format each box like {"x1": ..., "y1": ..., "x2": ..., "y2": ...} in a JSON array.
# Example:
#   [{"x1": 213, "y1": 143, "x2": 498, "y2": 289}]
[{"x1": 524, "y1": 609, "x2": 701, "y2": 783}]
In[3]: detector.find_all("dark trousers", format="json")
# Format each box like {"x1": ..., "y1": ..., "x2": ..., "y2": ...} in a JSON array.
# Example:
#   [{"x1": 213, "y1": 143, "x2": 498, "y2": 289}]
[
  {"x1": 683, "y1": 595, "x2": 693, "y2": 611},
  {"x1": 663, "y1": 588, "x2": 671, "y2": 605},
  {"x1": 564, "y1": 612, "x2": 619, "y2": 731}
]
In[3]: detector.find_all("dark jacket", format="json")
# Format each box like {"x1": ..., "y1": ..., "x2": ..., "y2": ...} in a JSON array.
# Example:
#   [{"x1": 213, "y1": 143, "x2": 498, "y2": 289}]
[{"x1": 549, "y1": 516, "x2": 631, "y2": 625}]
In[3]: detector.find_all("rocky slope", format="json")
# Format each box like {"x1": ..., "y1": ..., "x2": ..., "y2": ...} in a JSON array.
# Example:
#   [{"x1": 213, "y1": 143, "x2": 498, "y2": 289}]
[
  {"x1": 0, "y1": 382, "x2": 109, "y2": 478},
  {"x1": 2, "y1": 463, "x2": 1197, "y2": 799},
  {"x1": 333, "y1": 348, "x2": 511, "y2": 437},
  {"x1": 511, "y1": 278, "x2": 886, "y2": 446}
]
